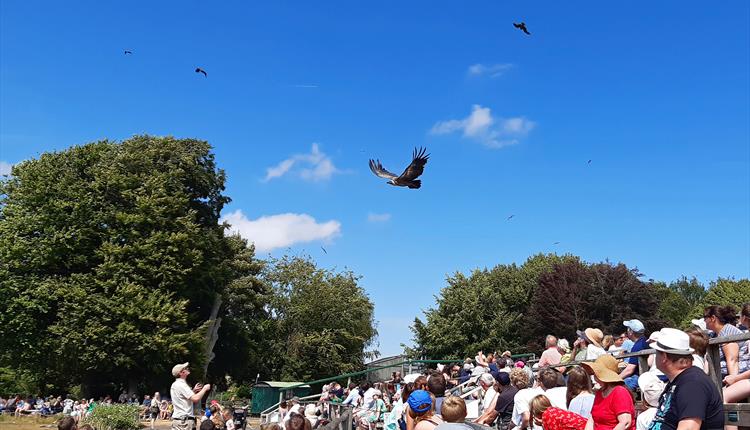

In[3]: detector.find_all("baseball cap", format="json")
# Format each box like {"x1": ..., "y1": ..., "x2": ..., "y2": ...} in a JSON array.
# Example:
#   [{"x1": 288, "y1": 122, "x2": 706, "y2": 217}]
[
  {"x1": 172, "y1": 362, "x2": 189, "y2": 377},
  {"x1": 623, "y1": 319, "x2": 645, "y2": 333},
  {"x1": 495, "y1": 372, "x2": 511, "y2": 386},
  {"x1": 407, "y1": 390, "x2": 433, "y2": 413}
]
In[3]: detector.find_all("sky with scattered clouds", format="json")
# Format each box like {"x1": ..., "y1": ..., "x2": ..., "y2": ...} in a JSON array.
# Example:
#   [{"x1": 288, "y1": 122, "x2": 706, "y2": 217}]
[{"x1": 1, "y1": 1, "x2": 749, "y2": 359}]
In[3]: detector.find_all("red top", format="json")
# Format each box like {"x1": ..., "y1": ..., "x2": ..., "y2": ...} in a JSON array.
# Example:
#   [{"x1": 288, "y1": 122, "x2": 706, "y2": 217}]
[
  {"x1": 590, "y1": 385, "x2": 636, "y2": 430},
  {"x1": 541, "y1": 407, "x2": 588, "y2": 430}
]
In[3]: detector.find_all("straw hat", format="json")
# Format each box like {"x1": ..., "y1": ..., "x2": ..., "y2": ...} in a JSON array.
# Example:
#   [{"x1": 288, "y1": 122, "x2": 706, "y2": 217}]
[
  {"x1": 581, "y1": 354, "x2": 622, "y2": 383},
  {"x1": 577, "y1": 328, "x2": 604, "y2": 348}
]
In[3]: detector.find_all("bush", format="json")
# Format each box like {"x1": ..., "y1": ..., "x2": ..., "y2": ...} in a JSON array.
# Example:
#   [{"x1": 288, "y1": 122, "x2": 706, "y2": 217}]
[{"x1": 84, "y1": 404, "x2": 141, "y2": 430}]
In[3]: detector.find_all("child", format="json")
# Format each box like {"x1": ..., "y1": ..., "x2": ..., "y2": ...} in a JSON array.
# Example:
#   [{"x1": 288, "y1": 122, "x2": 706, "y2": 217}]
[{"x1": 636, "y1": 372, "x2": 666, "y2": 430}]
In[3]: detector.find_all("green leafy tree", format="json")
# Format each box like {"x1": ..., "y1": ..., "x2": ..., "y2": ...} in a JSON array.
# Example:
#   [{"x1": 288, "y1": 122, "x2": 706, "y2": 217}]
[
  {"x1": 0, "y1": 136, "x2": 262, "y2": 394},
  {"x1": 690, "y1": 278, "x2": 750, "y2": 322},
  {"x1": 263, "y1": 256, "x2": 377, "y2": 382},
  {"x1": 654, "y1": 277, "x2": 707, "y2": 327},
  {"x1": 408, "y1": 254, "x2": 576, "y2": 359}
]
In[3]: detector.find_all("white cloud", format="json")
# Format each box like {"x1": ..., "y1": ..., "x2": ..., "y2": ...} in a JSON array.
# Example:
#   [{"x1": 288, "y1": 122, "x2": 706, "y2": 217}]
[
  {"x1": 0, "y1": 161, "x2": 12, "y2": 176},
  {"x1": 221, "y1": 210, "x2": 341, "y2": 252},
  {"x1": 367, "y1": 213, "x2": 391, "y2": 223},
  {"x1": 467, "y1": 63, "x2": 514, "y2": 78},
  {"x1": 263, "y1": 143, "x2": 341, "y2": 182},
  {"x1": 430, "y1": 105, "x2": 535, "y2": 149}
]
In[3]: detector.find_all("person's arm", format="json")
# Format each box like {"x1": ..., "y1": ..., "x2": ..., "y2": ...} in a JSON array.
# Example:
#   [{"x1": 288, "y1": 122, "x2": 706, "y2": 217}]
[
  {"x1": 585, "y1": 417, "x2": 594, "y2": 430},
  {"x1": 722, "y1": 343, "x2": 740, "y2": 376},
  {"x1": 474, "y1": 395, "x2": 499, "y2": 424},
  {"x1": 724, "y1": 368, "x2": 750, "y2": 386},
  {"x1": 675, "y1": 418, "x2": 702, "y2": 430},
  {"x1": 521, "y1": 412, "x2": 530, "y2": 430},
  {"x1": 190, "y1": 384, "x2": 211, "y2": 404},
  {"x1": 612, "y1": 413, "x2": 631, "y2": 430},
  {"x1": 619, "y1": 363, "x2": 636, "y2": 379}
]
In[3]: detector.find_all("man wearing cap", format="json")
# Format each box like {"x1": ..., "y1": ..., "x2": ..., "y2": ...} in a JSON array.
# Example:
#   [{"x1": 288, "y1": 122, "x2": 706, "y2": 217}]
[
  {"x1": 170, "y1": 363, "x2": 211, "y2": 430},
  {"x1": 648, "y1": 328, "x2": 723, "y2": 430},
  {"x1": 619, "y1": 319, "x2": 647, "y2": 390}
]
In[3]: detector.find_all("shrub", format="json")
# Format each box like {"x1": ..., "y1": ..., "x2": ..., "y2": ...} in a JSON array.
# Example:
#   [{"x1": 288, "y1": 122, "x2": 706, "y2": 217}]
[{"x1": 84, "y1": 404, "x2": 141, "y2": 430}]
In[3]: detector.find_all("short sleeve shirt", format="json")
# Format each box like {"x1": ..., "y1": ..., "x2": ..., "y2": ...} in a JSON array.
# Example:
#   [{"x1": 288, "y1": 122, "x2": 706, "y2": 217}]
[
  {"x1": 647, "y1": 366, "x2": 723, "y2": 430},
  {"x1": 627, "y1": 337, "x2": 648, "y2": 372},
  {"x1": 512, "y1": 387, "x2": 543, "y2": 427},
  {"x1": 717, "y1": 324, "x2": 743, "y2": 375},
  {"x1": 495, "y1": 386, "x2": 518, "y2": 418},
  {"x1": 542, "y1": 407, "x2": 588, "y2": 430},
  {"x1": 590, "y1": 385, "x2": 636, "y2": 430},
  {"x1": 170, "y1": 378, "x2": 195, "y2": 418}
]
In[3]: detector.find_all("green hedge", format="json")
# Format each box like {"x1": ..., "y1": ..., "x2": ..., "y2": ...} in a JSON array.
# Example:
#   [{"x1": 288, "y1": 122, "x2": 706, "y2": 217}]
[{"x1": 84, "y1": 404, "x2": 141, "y2": 430}]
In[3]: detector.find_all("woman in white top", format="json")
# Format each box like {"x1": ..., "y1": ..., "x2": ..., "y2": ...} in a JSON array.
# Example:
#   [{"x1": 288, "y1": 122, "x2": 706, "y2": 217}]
[{"x1": 565, "y1": 366, "x2": 594, "y2": 419}]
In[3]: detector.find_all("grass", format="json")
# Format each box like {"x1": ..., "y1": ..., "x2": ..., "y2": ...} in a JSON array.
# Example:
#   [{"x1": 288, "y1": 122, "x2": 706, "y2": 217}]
[{"x1": 0, "y1": 414, "x2": 59, "y2": 430}]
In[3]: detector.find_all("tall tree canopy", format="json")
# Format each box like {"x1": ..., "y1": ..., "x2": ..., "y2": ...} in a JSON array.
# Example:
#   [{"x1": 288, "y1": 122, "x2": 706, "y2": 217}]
[{"x1": 0, "y1": 136, "x2": 263, "y2": 394}]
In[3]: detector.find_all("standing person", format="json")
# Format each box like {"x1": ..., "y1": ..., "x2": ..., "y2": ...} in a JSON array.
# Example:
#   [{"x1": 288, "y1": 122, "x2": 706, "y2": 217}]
[
  {"x1": 648, "y1": 328, "x2": 723, "y2": 430},
  {"x1": 151, "y1": 392, "x2": 162, "y2": 429},
  {"x1": 581, "y1": 355, "x2": 635, "y2": 430},
  {"x1": 619, "y1": 319, "x2": 648, "y2": 390},
  {"x1": 170, "y1": 362, "x2": 212, "y2": 430}
]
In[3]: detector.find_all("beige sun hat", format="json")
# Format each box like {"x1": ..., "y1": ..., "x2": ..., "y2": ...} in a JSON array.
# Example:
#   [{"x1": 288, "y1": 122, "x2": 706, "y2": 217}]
[{"x1": 581, "y1": 354, "x2": 622, "y2": 383}]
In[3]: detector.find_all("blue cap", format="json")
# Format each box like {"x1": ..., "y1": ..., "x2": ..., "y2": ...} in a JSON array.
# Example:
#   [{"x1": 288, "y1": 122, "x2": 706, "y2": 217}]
[
  {"x1": 623, "y1": 319, "x2": 645, "y2": 333},
  {"x1": 495, "y1": 372, "x2": 511, "y2": 386},
  {"x1": 407, "y1": 390, "x2": 433, "y2": 413}
]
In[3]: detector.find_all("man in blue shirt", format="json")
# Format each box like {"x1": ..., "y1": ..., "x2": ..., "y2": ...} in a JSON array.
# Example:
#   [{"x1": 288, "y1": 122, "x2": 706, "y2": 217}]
[{"x1": 619, "y1": 319, "x2": 648, "y2": 390}]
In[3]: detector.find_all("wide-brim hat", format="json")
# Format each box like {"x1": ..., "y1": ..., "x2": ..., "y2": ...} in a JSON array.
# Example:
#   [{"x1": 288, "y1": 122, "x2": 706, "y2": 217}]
[
  {"x1": 581, "y1": 354, "x2": 622, "y2": 383},
  {"x1": 171, "y1": 362, "x2": 189, "y2": 377},
  {"x1": 651, "y1": 328, "x2": 694, "y2": 355},
  {"x1": 638, "y1": 371, "x2": 666, "y2": 407},
  {"x1": 577, "y1": 328, "x2": 604, "y2": 348}
]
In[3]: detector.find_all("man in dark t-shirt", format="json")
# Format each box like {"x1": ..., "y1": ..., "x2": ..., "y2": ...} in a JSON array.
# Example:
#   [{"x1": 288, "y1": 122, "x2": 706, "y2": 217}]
[
  {"x1": 648, "y1": 328, "x2": 723, "y2": 430},
  {"x1": 494, "y1": 373, "x2": 518, "y2": 430}
]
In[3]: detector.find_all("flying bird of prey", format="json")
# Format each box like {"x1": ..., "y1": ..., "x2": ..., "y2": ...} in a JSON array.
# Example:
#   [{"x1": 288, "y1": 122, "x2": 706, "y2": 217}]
[
  {"x1": 124, "y1": 50, "x2": 133, "y2": 55},
  {"x1": 369, "y1": 147, "x2": 429, "y2": 189},
  {"x1": 507, "y1": 215, "x2": 515, "y2": 221},
  {"x1": 513, "y1": 22, "x2": 531, "y2": 35},
  {"x1": 195, "y1": 67, "x2": 207, "y2": 77},
  {"x1": 587, "y1": 159, "x2": 592, "y2": 164},
  {"x1": 553, "y1": 242, "x2": 560, "y2": 245},
  {"x1": 321, "y1": 246, "x2": 327, "y2": 254}
]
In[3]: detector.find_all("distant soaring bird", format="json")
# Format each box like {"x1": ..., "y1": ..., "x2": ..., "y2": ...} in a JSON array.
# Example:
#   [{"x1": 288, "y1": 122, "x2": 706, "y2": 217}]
[
  {"x1": 369, "y1": 147, "x2": 429, "y2": 189},
  {"x1": 195, "y1": 67, "x2": 207, "y2": 77},
  {"x1": 507, "y1": 215, "x2": 515, "y2": 221},
  {"x1": 124, "y1": 50, "x2": 133, "y2": 55},
  {"x1": 587, "y1": 159, "x2": 592, "y2": 164},
  {"x1": 321, "y1": 246, "x2": 327, "y2": 254},
  {"x1": 553, "y1": 242, "x2": 560, "y2": 245},
  {"x1": 513, "y1": 22, "x2": 531, "y2": 35}
]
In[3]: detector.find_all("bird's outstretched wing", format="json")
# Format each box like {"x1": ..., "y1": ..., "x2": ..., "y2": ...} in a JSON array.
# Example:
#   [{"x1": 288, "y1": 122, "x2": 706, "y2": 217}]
[
  {"x1": 369, "y1": 159, "x2": 398, "y2": 180},
  {"x1": 398, "y1": 147, "x2": 429, "y2": 181}
]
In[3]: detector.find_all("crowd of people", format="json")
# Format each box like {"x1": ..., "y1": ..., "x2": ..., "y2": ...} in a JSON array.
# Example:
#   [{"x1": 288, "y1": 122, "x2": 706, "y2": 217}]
[{"x1": 270, "y1": 303, "x2": 749, "y2": 430}]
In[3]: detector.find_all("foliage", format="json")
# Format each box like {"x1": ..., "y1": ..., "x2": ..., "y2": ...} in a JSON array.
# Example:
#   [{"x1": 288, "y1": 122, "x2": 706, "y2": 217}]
[
  {"x1": 0, "y1": 136, "x2": 260, "y2": 393},
  {"x1": 407, "y1": 254, "x2": 577, "y2": 359},
  {"x1": 690, "y1": 278, "x2": 750, "y2": 321},
  {"x1": 263, "y1": 255, "x2": 378, "y2": 382},
  {"x1": 654, "y1": 277, "x2": 707, "y2": 328},
  {"x1": 84, "y1": 404, "x2": 141, "y2": 430},
  {"x1": 0, "y1": 367, "x2": 39, "y2": 395}
]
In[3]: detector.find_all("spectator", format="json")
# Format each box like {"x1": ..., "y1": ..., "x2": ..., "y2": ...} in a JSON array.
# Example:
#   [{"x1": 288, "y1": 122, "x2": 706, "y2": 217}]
[
  {"x1": 150, "y1": 392, "x2": 162, "y2": 429},
  {"x1": 222, "y1": 409, "x2": 234, "y2": 430},
  {"x1": 581, "y1": 354, "x2": 635, "y2": 430},
  {"x1": 414, "y1": 376, "x2": 429, "y2": 392},
  {"x1": 170, "y1": 362, "x2": 211, "y2": 430},
  {"x1": 608, "y1": 334, "x2": 628, "y2": 354},
  {"x1": 635, "y1": 372, "x2": 664, "y2": 430},
  {"x1": 494, "y1": 372, "x2": 517, "y2": 430},
  {"x1": 407, "y1": 390, "x2": 442, "y2": 430},
  {"x1": 529, "y1": 394, "x2": 587, "y2": 430},
  {"x1": 649, "y1": 328, "x2": 723, "y2": 430},
  {"x1": 361, "y1": 391, "x2": 386, "y2": 430},
  {"x1": 565, "y1": 366, "x2": 594, "y2": 419},
  {"x1": 703, "y1": 305, "x2": 745, "y2": 378},
  {"x1": 724, "y1": 303, "x2": 750, "y2": 402},
  {"x1": 537, "y1": 368, "x2": 567, "y2": 410},
  {"x1": 601, "y1": 335, "x2": 615, "y2": 352},
  {"x1": 580, "y1": 328, "x2": 606, "y2": 360},
  {"x1": 201, "y1": 420, "x2": 216, "y2": 430},
  {"x1": 58, "y1": 416, "x2": 77, "y2": 430},
  {"x1": 306, "y1": 404, "x2": 321, "y2": 429},
  {"x1": 558, "y1": 339, "x2": 573, "y2": 367},
  {"x1": 286, "y1": 413, "x2": 309, "y2": 430},
  {"x1": 474, "y1": 373, "x2": 499, "y2": 425},
  {"x1": 278, "y1": 401, "x2": 289, "y2": 419},
  {"x1": 435, "y1": 396, "x2": 472, "y2": 430},
  {"x1": 401, "y1": 382, "x2": 416, "y2": 430},
  {"x1": 538, "y1": 336, "x2": 562, "y2": 369},
  {"x1": 510, "y1": 367, "x2": 542, "y2": 430},
  {"x1": 619, "y1": 319, "x2": 647, "y2": 390},
  {"x1": 684, "y1": 327, "x2": 709, "y2": 374},
  {"x1": 427, "y1": 373, "x2": 447, "y2": 414}
]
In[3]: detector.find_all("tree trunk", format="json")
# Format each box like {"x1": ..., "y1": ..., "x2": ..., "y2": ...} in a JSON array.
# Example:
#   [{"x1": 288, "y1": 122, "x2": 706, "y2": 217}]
[{"x1": 203, "y1": 296, "x2": 223, "y2": 375}]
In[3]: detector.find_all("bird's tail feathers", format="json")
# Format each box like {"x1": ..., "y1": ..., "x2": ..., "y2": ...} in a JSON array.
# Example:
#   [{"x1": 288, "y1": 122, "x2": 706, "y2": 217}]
[{"x1": 407, "y1": 180, "x2": 422, "y2": 189}]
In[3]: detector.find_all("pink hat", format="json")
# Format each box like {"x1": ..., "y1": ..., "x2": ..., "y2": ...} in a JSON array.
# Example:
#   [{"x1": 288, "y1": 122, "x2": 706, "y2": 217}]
[{"x1": 515, "y1": 361, "x2": 524, "y2": 368}]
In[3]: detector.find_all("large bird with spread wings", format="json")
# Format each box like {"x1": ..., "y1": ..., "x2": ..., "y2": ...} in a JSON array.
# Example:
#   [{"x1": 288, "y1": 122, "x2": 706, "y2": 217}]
[{"x1": 369, "y1": 147, "x2": 429, "y2": 189}]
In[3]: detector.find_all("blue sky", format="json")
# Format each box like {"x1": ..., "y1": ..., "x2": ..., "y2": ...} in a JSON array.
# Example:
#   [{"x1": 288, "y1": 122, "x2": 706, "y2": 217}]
[{"x1": 1, "y1": 1, "x2": 749, "y2": 358}]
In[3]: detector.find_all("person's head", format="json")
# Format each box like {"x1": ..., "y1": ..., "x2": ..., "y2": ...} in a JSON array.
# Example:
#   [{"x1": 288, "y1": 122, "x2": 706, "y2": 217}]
[
  {"x1": 407, "y1": 390, "x2": 434, "y2": 420},
  {"x1": 440, "y1": 396, "x2": 467, "y2": 423},
  {"x1": 576, "y1": 328, "x2": 604, "y2": 348},
  {"x1": 58, "y1": 417, "x2": 77, "y2": 430},
  {"x1": 652, "y1": 329, "x2": 694, "y2": 377},
  {"x1": 395, "y1": 371, "x2": 402, "y2": 377},
  {"x1": 427, "y1": 374, "x2": 446, "y2": 398},
  {"x1": 556, "y1": 339, "x2": 570, "y2": 355},
  {"x1": 703, "y1": 305, "x2": 738, "y2": 331},
  {"x1": 623, "y1": 319, "x2": 645, "y2": 340},
  {"x1": 529, "y1": 395, "x2": 552, "y2": 426},
  {"x1": 265, "y1": 423, "x2": 282, "y2": 430},
  {"x1": 290, "y1": 397, "x2": 300, "y2": 405},
  {"x1": 286, "y1": 413, "x2": 306, "y2": 430},
  {"x1": 544, "y1": 335, "x2": 558, "y2": 348},
  {"x1": 581, "y1": 354, "x2": 623, "y2": 389},
  {"x1": 740, "y1": 303, "x2": 750, "y2": 328},
  {"x1": 172, "y1": 362, "x2": 190, "y2": 379},
  {"x1": 401, "y1": 382, "x2": 415, "y2": 403},
  {"x1": 537, "y1": 368, "x2": 560, "y2": 390},
  {"x1": 565, "y1": 366, "x2": 592, "y2": 407},
  {"x1": 685, "y1": 327, "x2": 709, "y2": 357},
  {"x1": 413, "y1": 375, "x2": 428, "y2": 391},
  {"x1": 637, "y1": 372, "x2": 665, "y2": 408},
  {"x1": 478, "y1": 373, "x2": 495, "y2": 390},
  {"x1": 279, "y1": 401, "x2": 288, "y2": 409},
  {"x1": 601, "y1": 335, "x2": 614, "y2": 350},
  {"x1": 496, "y1": 372, "x2": 511, "y2": 388},
  {"x1": 509, "y1": 368, "x2": 529, "y2": 390},
  {"x1": 78, "y1": 425, "x2": 92, "y2": 430},
  {"x1": 209, "y1": 404, "x2": 221, "y2": 416},
  {"x1": 615, "y1": 332, "x2": 627, "y2": 347}
]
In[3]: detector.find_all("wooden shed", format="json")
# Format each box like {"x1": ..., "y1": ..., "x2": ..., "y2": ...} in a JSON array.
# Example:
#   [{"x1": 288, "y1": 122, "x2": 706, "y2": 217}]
[{"x1": 250, "y1": 381, "x2": 311, "y2": 414}]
